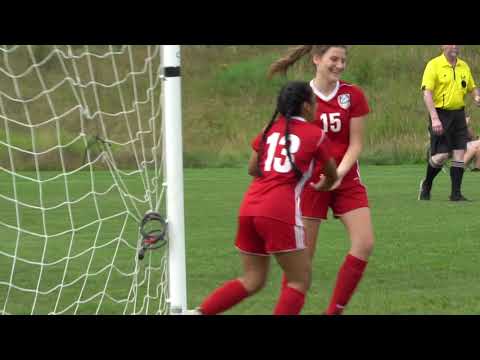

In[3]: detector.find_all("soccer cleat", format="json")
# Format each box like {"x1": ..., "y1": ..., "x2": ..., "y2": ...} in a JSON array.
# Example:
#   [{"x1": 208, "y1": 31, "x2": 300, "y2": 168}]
[
  {"x1": 418, "y1": 180, "x2": 431, "y2": 201},
  {"x1": 449, "y1": 194, "x2": 470, "y2": 202},
  {"x1": 471, "y1": 168, "x2": 480, "y2": 172}
]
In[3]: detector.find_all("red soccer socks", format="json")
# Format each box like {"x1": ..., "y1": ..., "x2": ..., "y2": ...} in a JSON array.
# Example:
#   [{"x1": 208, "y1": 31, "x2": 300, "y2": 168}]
[
  {"x1": 200, "y1": 279, "x2": 249, "y2": 315},
  {"x1": 325, "y1": 254, "x2": 367, "y2": 315},
  {"x1": 274, "y1": 286, "x2": 306, "y2": 315}
]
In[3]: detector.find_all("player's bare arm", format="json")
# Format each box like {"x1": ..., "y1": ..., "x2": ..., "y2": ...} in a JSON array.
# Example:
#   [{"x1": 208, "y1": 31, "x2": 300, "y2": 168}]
[
  {"x1": 336, "y1": 115, "x2": 366, "y2": 180},
  {"x1": 423, "y1": 90, "x2": 443, "y2": 135}
]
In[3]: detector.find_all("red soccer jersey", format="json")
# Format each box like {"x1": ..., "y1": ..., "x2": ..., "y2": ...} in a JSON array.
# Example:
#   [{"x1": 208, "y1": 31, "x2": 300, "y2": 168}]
[
  {"x1": 239, "y1": 116, "x2": 331, "y2": 226},
  {"x1": 310, "y1": 80, "x2": 370, "y2": 177}
]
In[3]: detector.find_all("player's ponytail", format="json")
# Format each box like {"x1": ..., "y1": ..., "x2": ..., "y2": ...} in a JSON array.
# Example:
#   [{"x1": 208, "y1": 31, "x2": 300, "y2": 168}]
[
  {"x1": 284, "y1": 115, "x2": 303, "y2": 180},
  {"x1": 268, "y1": 45, "x2": 312, "y2": 79},
  {"x1": 268, "y1": 45, "x2": 348, "y2": 79},
  {"x1": 256, "y1": 110, "x2": 279, "y2": 177}
]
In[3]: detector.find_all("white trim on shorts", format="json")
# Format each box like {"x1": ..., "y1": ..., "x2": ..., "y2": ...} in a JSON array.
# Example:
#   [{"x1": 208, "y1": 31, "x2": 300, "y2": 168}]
[
  {"x1": 236, "y1": 246, "x2": 306, "y2": 256},
  {"x1": 294, "y1": 225, "x2": 305, "y2": 250},
  {"x1": 235, "y1": 247, "x2": 270, "y2": 257}
]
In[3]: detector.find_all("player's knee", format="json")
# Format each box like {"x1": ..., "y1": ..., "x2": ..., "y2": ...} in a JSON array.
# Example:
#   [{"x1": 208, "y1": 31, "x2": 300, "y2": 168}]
[
  {"x1": 363, "y1": 234, "x2": 375, "y2": 256},
  {"x1": 302, "y1": 266, "x2": 312, "y2": 292},
  {"x1": 287, "y1": 265, "x2": 312, "y2": 293},
  {"x1": 431, "y1": 153, "x2": 449, "y2": 166},
  {"x1": 241, "y1": 273, "x2": 267, "y2": 295},
  {"x1": 352, "y1": 233, "x2": 375, "y2": 259}
]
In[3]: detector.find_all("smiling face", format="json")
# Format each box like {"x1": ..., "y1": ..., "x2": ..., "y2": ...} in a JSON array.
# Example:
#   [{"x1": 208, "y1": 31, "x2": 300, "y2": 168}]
[{"x1": 313, "y1": 46, "x2": 347, "y2": 83}]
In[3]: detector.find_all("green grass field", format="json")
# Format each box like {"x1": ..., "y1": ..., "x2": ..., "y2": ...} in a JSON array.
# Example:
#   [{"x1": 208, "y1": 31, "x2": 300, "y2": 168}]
[
  {"x1": 186, "y1": 165, "x2": 480, "y2": 315},
  {"x1": 1, "y1": 165, "x2": 480, "y2": 315}
]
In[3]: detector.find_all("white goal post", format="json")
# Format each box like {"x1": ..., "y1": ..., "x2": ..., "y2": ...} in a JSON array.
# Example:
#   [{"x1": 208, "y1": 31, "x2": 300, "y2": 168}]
[
  {"x1": 0, "y1": 45, "x2": 187, "y2": 315},
  {"x1": 163, "y1": 45, "x2": 187, "y2": 315}
]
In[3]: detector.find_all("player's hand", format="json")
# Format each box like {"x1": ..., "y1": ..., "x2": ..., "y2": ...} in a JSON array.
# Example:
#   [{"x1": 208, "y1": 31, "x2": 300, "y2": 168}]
[
  {"x1": 327, "y1": 176, "x2": 343, "y2": 191},
  {"x1": 431, "y1": 117, "x2": 444, "y2": 135},
  {"x1": 311, "y1": 174, "x2": 342, "y2": 191},
  {"x1": 310, "y1": 174, "x2": 329, "y2": 191}
]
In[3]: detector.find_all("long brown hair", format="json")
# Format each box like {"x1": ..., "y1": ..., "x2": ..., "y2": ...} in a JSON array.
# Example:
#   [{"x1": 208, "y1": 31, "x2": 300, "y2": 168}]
[{"x1": 268, "y1": 45, "x2": 348, "y2": 79}]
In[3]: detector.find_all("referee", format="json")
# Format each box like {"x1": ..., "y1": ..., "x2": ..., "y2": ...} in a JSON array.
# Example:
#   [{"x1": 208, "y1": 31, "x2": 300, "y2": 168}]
[{"x1": 419, "y1": 45, "x2": 480, "y2": 202}]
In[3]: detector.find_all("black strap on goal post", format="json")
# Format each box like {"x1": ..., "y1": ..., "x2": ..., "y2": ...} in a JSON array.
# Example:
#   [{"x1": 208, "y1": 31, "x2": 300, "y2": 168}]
[
  {"x1": 138, "y1": 212, "x2": 168, "y2": 260},
  {"x1": 164, "y1": 66, "x2": 181, "y2": 78}
]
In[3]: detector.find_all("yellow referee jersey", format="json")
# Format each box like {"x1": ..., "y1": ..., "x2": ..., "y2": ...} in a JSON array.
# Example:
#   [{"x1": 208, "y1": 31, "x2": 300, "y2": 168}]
[{"x1": 421, "y1": 54, "x2": 476, "y2": 110}]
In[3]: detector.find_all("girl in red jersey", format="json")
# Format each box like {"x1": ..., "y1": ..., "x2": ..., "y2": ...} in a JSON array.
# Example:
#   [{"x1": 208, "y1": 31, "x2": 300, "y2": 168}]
[
  {"x1": 196, "y1": 81, "x2": 338, "y2": 315},
  {"x1": 269, "y1": 46, "x2": 375, "y2": 315}
]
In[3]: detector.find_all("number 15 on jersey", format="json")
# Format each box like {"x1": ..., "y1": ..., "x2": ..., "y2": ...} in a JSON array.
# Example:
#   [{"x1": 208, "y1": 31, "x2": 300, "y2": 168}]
[{"x1": 320, "y1": 113, "x2": 342, "y2": 133}]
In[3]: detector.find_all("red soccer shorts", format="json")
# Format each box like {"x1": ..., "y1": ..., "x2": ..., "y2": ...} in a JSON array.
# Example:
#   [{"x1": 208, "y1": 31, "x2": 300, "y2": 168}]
[
  {"x1": 301, "y1": 178, "x2": 369, "y2": 220},
  {"x1": 235, "y1": 216, "x2": 306, "y2": 256}
]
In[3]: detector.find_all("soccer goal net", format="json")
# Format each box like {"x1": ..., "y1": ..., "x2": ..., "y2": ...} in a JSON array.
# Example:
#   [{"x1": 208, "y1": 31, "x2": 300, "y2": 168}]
[{"x1": 0, "y1": 45, "x2": 187, "y2": 315}]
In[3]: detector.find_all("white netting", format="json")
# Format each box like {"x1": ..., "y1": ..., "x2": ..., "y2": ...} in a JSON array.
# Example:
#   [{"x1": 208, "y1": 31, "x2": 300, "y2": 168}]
[{"x1": 0, "y1": 45, "x2": 170, "y2": 314}]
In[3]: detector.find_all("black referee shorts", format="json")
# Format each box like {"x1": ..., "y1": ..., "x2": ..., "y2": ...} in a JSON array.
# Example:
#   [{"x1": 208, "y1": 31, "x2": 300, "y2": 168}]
[{"x1": 429, "y1": 108, "x2": 468, "y2": 156}]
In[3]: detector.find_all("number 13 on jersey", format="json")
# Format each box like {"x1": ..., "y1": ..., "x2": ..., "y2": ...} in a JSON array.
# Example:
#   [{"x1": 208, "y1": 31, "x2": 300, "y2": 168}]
[
  {"x1": 264, "y1": 132, "x2": 300, "y2": 173},
  {"x1": 320, "y1": 113, "x2": 342, "y2": 133}
]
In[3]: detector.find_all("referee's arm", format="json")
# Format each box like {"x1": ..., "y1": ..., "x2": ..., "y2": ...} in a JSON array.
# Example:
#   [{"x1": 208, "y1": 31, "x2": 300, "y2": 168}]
[
  {"x1": 421, "y1": 61, "x2": 443, "y2": 134},
  {"x1": 423, "y1": 90, "x2": 443, "y2": 135},
  {"x1": 466, "y1": 69, "x2": 480, "y2": 106},
  {"x1": 423, "y1": 90, "x2": 439, "y2": 121}
]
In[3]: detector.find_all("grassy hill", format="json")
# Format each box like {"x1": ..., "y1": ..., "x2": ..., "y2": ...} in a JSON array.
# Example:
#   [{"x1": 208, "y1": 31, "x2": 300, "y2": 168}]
[
  {"x1": 3, "y1": 45, "x2": 480, "y2": 169},
  {"x1": 181, "y1": 45, "x2": 480, "y2": 167}
]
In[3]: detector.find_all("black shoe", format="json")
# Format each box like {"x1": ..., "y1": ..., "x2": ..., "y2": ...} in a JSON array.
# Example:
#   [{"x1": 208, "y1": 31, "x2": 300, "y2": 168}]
[
  {"x1": 418, "y1": 180, "x2": 431, "y2": 200},
  {"x1": 472, "y1": 168, "x2": 480, "y2": 172},
  {"x1": 449, "y1": 194, "x2": 470, "y2": 202}
]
